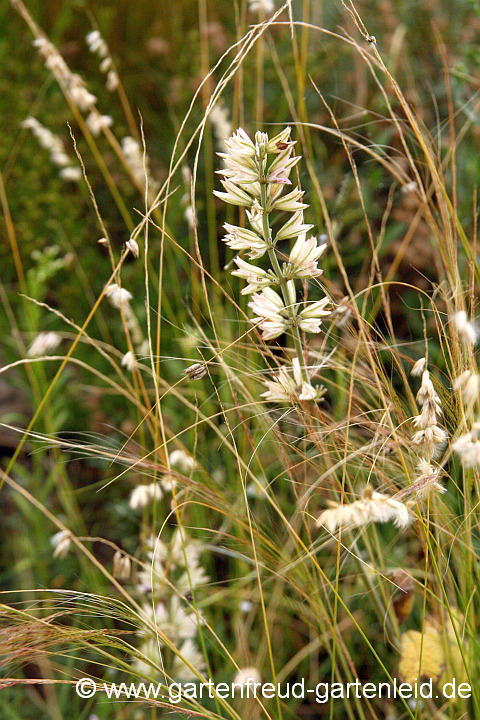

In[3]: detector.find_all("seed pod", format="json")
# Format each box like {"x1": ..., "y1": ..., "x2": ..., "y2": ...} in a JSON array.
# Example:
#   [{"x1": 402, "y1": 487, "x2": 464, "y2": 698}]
[{"x1": 183, "y1": 363, "x2": 207, "y2": 381}]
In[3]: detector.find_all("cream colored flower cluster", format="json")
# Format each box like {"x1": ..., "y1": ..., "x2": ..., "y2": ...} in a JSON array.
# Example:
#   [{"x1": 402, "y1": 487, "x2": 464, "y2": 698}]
[
  {"x1": 214, "y1": 127, "x2": 330, "y2": 402},
  {"x1": 33, "y1": 30, "x2": 160, "y2": 200},
  {"x1": 104, "y1": 283, "x2": 149, "y2": 370},
  {"x1": 450, "y1": 311, "x2": 480, "y2": 467},
  {"x1": 86, "y1": 30, "x2": 119, "y2": 92},
  {"x1": 452, "y1": 422, "x2": 480, "y2": 468},
  {"x1": 316, "y1": 485, "x2": 411, "y2": 533},
  {"x1": 411, "y1": 459, "x2": 445, "y2": 500},
  {"x1": 28, "y1": 331, "x2": 61, "y2": 357},
  {"x1": 411, "y1": 369, "x2": 447, "y2": 458},
  {"x1": 136, "y1": 528, "x2": 208, "y2": 595},
  {"x1": 21, "y1": 117, "x2": 82, "y2": 181},
  {"x1": 452, "y1": 310, "x2": 477, "y2": 345},
  {"x1": 34, "y1": 33, "x2": 112, "y2": 137},
  {"x1": 453, "y1": 370, "x2": 480, "y2": 404},
  {"x1": 134, "y1": 528, "x2": 209, "y2": 681},
  {"x1": 260, "y1": 357, "x2": 326, "y2": 402},
  {"x1": 33, "y1": 36, "x2": 97, "y2": 111},
  {"x1": 128, "y1": 450, "x2": 197, "y2": 509}
]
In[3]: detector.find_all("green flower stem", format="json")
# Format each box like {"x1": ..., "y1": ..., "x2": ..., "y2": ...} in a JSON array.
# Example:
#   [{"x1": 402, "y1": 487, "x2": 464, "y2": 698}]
[{"x1": 259, "y1": 180, "x2": 309, "y2": 384}]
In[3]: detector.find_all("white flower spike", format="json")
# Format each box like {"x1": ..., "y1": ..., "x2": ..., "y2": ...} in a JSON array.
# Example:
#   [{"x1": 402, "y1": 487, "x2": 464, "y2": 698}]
[{"x1": 214, "y1": 126, "x2": 331, "y2": 389}]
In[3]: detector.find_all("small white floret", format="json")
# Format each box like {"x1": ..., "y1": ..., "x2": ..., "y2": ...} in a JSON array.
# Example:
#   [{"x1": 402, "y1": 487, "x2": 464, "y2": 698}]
[
  {"x1": 121, "y1": 351, "x2": 135, "y2": 372},
  {"x1": 126, "y1": 237, "x2": 140, "y2": 258},
  {"x1": 106, "y1": 70, "x2": 119, "y2": 91},
  {"x1": 233, "y1": 667, "x2": 262, "y2": 686},
  {"x1": 112, "y1": 550, "x2": 131, "y2": 580},
  {"x1": 28, "y1": 331, "x2": 61, "y2": 357},
  {"x1": 86, "y1": 112, "x2": 113, "y2": 136},
  {"x1": 129, "y1": 484, "x2": 163, "y2": 510},
  {"x1": 50, "y1": 530, "x2": 71, "y2": 558},
  {"x1": 105, "y1": 283, "x2": 132, "y2": 308},
  {"x1": 411, "y1": 357, "x2": 426, "y2": 376},
  {"x1": 169, "y1": 450, "x2": 196, "y2": 473},
  {"x1": 453, "y1": 311, "x2": 476, "y2": 344}
]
